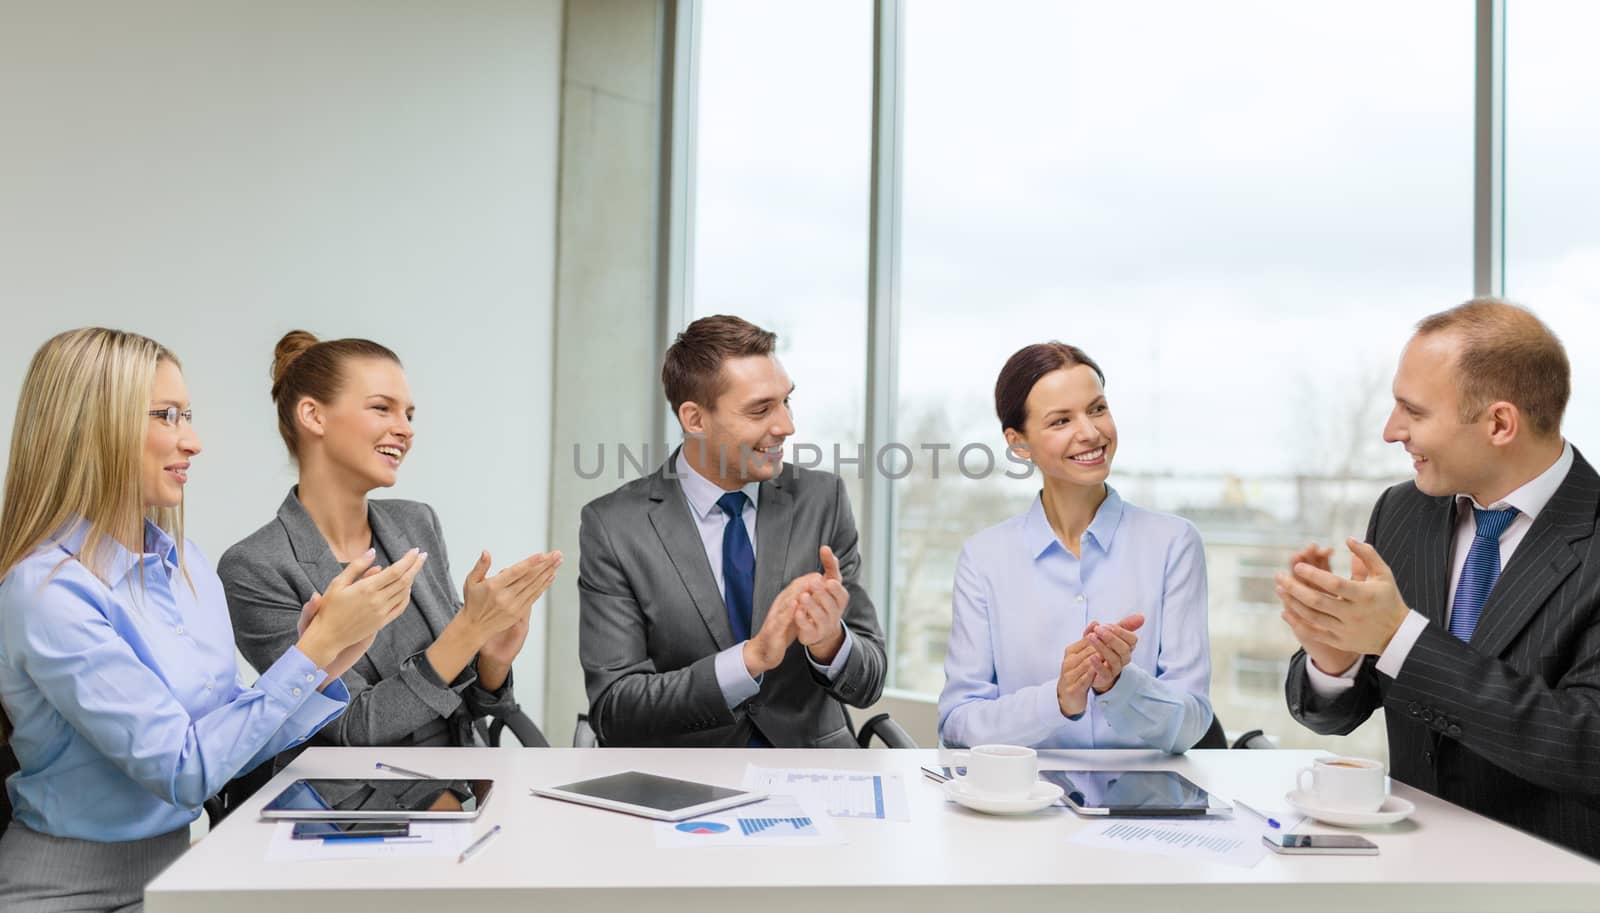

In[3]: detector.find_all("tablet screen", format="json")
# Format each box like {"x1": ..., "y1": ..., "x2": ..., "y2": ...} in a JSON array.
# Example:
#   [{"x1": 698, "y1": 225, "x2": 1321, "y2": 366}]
[
  {"x1": 262, "y1": 778, "x2": 494, "y2": 816},
  {"x1": 1041, "y1": 770, "x2": 1215, "y2": 813},
  {"x1": 550, "y1": 771, "x2": 748, "y2": 813}
]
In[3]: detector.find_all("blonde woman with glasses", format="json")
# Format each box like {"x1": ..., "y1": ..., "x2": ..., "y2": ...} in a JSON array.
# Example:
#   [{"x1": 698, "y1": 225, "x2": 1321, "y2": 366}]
[{"x1": 0, "y1": 328, "x2": 423, "y2": 913}]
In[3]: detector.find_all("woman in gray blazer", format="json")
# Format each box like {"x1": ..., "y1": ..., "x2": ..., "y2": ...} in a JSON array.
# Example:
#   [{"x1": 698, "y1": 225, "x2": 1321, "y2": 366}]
[{"x1": 219, "y1": 331, "x2": 561, "y2": 756}]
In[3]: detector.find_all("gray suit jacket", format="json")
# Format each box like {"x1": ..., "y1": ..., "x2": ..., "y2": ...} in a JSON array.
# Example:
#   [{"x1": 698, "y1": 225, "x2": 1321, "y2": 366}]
[
  {"x1": 578, "y1": 454, "x2": 887, "y2": 747},
  {"x1": 1286, "y1": 449, "x2": 1600, "y2": 859},
  {"x1": 219, "y1": 489, "x2": 519, "y2": 760}
]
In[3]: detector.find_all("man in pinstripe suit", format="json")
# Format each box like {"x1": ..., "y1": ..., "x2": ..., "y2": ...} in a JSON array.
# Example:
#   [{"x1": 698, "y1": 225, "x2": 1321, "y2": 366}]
[{"x1": 1276, "y1": 298, "x2": 1600, "y2": 859}]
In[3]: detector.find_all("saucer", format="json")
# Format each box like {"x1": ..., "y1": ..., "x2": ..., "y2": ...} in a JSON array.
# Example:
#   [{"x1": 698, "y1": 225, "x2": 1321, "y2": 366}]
[
  {"x1": 944, "y1": 779, "x2": 1064, "y2": 815},
  {"x1": 1285, "y1": 790, "x2": 1416, "y2": 828}
]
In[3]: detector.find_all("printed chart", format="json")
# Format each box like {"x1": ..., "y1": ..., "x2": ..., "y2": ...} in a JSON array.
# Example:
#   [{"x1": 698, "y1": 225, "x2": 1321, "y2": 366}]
[{"x1": 655, "y1": 795, "x2": 841, "y2": 849}]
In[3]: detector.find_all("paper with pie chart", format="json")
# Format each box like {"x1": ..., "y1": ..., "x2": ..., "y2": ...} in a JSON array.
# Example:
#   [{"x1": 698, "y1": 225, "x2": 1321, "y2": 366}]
[{"x1": 654, "y1": 795, "x2": 843, "y2": 848}]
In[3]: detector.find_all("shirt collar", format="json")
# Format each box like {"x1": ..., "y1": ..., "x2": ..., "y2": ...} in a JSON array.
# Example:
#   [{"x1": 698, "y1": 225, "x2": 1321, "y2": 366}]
[
  {"x1": 53, "y1": 517, "x2": 177, "y2": 584},
  {"x1": 1455, "y1": 441, "x2": 1573, "y2": 521},
  {"x1": 675, "y1": 447, "x2": 762, "y2": 520},
  {"x1": 1023, "y1": 485, "x2": 1126, "y2": 559}
]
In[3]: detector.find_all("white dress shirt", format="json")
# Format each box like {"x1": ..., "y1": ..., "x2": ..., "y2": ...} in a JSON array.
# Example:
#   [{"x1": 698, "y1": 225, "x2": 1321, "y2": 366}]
[
  {"x1": 1307, "y1": 442, "x2": 1573, "y2": 695},
  {"x1": 674, "y1": 449, "x2": 853, "y2": 710}
]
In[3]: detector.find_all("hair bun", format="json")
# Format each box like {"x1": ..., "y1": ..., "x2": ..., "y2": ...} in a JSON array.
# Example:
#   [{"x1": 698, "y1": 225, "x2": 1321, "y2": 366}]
[{"x1": 271, "y1": 330, "x2": 320, "y2": 388}]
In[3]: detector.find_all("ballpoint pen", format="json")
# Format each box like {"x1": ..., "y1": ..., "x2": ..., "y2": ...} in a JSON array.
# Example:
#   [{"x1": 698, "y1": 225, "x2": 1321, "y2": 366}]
[
  {"x1": 458, "y1": 825, "x2": 503, "y2": 863},
  {"x1": 1233, "y1": 800, "x2": 1281, "y2": 829},
  {"x1": 375, "y1": 761, "x2": 438, "y2": 779}
]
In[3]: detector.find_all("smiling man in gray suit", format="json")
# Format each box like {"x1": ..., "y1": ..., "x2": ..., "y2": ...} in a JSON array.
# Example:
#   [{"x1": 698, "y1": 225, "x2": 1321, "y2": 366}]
[
  {"x1": 578, "y1": 315, "x2": 886, "y2": 747},
  {"x1": 1276, "y1": 298, "x2": 1600, "y2": 859}
]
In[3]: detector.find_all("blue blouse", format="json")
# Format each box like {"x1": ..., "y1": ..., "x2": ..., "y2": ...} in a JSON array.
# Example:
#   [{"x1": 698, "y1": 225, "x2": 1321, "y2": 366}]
[
  {"x1": 0, "y1": 520, "x2": 347, "y2": 841},
  {"x1": 938, "y1": 487, "x2": 1213, "y2": 752}
]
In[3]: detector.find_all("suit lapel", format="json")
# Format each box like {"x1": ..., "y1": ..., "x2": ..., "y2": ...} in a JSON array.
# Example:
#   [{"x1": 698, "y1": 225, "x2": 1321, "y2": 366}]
[
  {"x1": 278, "y1": 488, "x2": 347, "y2": 600},
  {"x1": 277, "y1": 488, "x2": 409, "y2": 670},
  {"x1": 1470, "y1": 450, "x2": 1598, "y2": 657},
  {"x1": 751, "y1": 466, "x2": 795, "y2": 635},
  {"x1": 369, "y1": 502, "x2": 441, "y2": 639},
  {"x1": 1417, "y1": 497, "x2": 1457, "y2": 629},
  {"x1": 648, "y1": 458, "x2": 735, "y2": 650}
]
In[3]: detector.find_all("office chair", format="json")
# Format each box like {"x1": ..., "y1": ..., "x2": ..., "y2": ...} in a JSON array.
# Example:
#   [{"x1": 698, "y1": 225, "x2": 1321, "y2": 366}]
[
  {"x1": 203, "y1": 705, "x2": 548, "y2": 826},
  {"x1": 1229, "y1": 728, "x2": 1274, "y2": 749},
  {"x1": 572, "y1": 706, "x2": 917, "y2": 748},
  {"x1": 479, "y1": 704, "x2": 551, "y2": 748},
  {"x1": 847, "y1": 712, "x2": 917, "y2": 749},
  {"x1": 0, "y1": 743, "x2": 17, "y2": 838},
  {"x1": 1195, "y1": 712, "x2": 1274, "y2": 750},
  {"x1": 573, "y1": 713, "x2": 599, "y2": 748}
]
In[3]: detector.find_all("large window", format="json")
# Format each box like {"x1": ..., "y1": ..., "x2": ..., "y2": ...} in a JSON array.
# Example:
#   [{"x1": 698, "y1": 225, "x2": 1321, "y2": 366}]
[
  {"x1": 1506, "y1": 0, "x2": 1600, "y2": 448},
  {"x1": 691, "y1": 0, "x2": 871, "y2": 512},
  {"x1": 886, "y1": 0, "x2": 1472, "y2": 758},
  {"x1": 683, "y1": 1, "x2": 1586, "y2": 761}
]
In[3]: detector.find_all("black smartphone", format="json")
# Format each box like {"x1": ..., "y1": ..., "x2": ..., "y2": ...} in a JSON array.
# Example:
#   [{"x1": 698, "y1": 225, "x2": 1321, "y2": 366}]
[
  {"x1": 1263, "y1": 833, "x2": 1378, "y2": 855},
  {"x1": 291, "y1": 820, "x2": 411, "y2": 840}
]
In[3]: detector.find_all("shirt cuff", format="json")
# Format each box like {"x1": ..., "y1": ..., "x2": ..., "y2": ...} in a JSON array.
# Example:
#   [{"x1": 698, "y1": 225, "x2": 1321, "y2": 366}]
[
  {"x1": 256, "y1": 646, "x2": 330, "y2": 713},
  {"x1": 467, "y1": 666, "x2": 514, "y2": 708},
  {"x1": 260, "y1": 648, "x2": 349, "y2": 744},
  {"x1": 714, "y1": 642, "x2": 762, "y2": 710},
  {"x1": 805, "y1": 623, "x2": 855, "y2": 682},
  {"x1": 1303, "y1": 650, "x2": 1362, "y2": 698},
  {"x1": 1375, "y1": 609, "x2": 1430, "y2": 679},
  {"x1": 414, "y1": 650, "x2": 478, "y2": 691},
  {"x1": 1036, "y1": 674, "x2": 1079, "y2": 725},
  {"x1": 285, "y1": 676, "x2": 350, "y2": 746},
  {"x1": 398, "y1": 649, "x2": 470, "y2": 719},
  {"x1": 1092, "y1": 661, "x2": 1154, "y2": 717}
]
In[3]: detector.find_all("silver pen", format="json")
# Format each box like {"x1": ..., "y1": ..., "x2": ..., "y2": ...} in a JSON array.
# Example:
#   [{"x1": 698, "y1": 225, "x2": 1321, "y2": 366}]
[
  {"x1": 1233, "y1": 799, "x2": 1282, "y2": 829},
  {"x1": 375, "y1": 761, "x2": 437, "y2": 779},
  {"x1": 458, "y1": 824, "x2": 502, "y2": 863}
]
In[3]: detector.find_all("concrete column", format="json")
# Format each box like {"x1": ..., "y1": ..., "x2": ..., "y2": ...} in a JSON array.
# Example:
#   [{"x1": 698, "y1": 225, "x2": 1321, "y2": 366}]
[{"x1": 544, "y1": 0, "x2": 666, "y2": 740}]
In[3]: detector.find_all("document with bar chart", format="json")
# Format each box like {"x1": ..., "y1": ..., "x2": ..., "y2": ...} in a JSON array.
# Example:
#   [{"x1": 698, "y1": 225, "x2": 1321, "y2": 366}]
[
  {"x1": 1068, "y1": 818, "x2": 1270, "y2": 868},
  {"x1": 741, "y1": 766, "x2": 912, "y2": 821},
  {"x1": 654, "y1": 795, "x2": 844, "y2": 849}
]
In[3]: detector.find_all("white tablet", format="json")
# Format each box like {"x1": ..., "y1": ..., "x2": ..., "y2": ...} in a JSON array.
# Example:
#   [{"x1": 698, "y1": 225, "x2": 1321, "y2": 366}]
[
  {"x1": 530, "y1": 770, "x2": 765, "y2": 821},
  {"x1": 259, "y1": 778, "x2": 494, "y2": 821}
]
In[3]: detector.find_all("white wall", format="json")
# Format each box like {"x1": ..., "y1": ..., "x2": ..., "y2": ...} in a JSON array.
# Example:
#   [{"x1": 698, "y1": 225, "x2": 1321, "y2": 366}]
[{"x1": 0, "y1": 1, "x2": 563, "y2": 722}]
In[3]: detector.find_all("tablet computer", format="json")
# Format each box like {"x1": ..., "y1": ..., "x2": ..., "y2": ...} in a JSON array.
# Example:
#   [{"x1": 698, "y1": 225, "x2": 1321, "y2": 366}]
[
  {"x1": 530, "y1": 770, "x2": 764, "y2": 821},
  {"x1": 1042, "y1": 770, "x2": 1229, "y2": 817},
  {"x1": 259, "y1": 778, "x2": 494, "y2": 820}
]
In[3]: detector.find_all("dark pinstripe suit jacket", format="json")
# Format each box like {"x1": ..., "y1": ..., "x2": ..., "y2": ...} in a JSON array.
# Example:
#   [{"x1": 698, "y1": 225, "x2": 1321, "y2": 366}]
[{"x1": 1287, "y1": 449, "x2": 1600, "y2": 859}]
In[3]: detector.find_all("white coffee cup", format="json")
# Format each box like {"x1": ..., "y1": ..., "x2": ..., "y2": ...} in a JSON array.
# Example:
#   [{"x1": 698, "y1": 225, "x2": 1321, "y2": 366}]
[
  {"x1": 1296, "y1": 756, "x2": 1388, "y2": 812},
  {"x1": 947, "y1": 744, "x2": 1038, "y2": 797}
]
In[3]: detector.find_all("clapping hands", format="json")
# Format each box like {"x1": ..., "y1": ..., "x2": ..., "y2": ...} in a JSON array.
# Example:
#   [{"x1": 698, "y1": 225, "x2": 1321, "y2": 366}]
[{"x1": 1056, "y1": 613, "x2": 1145, "y2": 718}]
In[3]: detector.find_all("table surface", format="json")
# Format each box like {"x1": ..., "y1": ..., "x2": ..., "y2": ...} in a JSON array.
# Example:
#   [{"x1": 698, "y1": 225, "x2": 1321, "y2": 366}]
[{"x1": 145, "y1": 747, "x2": 1600, "y2": 913}]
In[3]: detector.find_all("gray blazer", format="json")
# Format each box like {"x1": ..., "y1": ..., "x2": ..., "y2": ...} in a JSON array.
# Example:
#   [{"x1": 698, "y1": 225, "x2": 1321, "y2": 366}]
[
  {"x1": 1286, "y1": 449, "x2": 1600, "y2": 860},
  {"x1": 578, "y1": 453, "x2": 887, "y2": 748},
  {"x1": 219, "y1": 489, "x2": 520, "y2": 759}
]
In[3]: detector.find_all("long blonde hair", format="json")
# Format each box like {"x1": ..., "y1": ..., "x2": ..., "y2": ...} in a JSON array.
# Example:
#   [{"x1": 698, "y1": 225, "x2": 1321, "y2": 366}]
[{"x1": 0, "y1": 328, "x2": 188, "y2": 743}]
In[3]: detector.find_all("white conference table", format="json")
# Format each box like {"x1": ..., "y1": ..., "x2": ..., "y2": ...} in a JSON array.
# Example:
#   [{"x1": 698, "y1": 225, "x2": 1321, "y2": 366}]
[{"x1": 146, "y1": 747, "x2": 1600, "y2": 913}]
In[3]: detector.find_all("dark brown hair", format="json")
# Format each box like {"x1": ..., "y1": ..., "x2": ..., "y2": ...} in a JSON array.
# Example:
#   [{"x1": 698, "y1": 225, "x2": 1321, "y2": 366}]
[
  {"x1": 662, "y1": 315, "x2": 778, "y2": 414},
  {"x1": 1415, "y1": 298, "x2": 1569, "y2": 438},
  {"x1": 270, "y1": 330, "x2": 402, "y2": 459},
  {"x1": 994, "y1": 341, "x2": 1106, "y2": 433}
]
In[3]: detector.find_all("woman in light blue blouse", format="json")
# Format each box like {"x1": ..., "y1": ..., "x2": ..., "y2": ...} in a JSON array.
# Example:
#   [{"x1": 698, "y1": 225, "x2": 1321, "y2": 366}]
[
  {"x1": 938, "y1": 342, "x2": 1214, "y2": 753},
  {"x1": 0, "y1": 328, "x2": 423, "y2": 913}
]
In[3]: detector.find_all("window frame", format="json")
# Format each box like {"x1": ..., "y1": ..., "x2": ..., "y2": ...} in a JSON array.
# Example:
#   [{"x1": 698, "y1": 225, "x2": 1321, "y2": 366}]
[{"x1": 660, "y1": 0, "x2": 1507, "y2": 694}]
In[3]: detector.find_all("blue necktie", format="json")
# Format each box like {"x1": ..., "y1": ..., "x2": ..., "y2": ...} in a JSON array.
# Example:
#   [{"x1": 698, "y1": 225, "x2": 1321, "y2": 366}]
[
  {"x1": 717, "y1": 492, "x2": 755, "y2": 643},
  {"x1": 1448, "y1": 506, "x2": 1519, "y2": 642}
]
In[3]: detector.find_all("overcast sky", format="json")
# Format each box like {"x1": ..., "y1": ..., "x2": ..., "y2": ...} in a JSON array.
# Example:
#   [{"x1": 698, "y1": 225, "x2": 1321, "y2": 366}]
[{"x1": 691, "y1": 0, "x2": 1600, "y2": 480}]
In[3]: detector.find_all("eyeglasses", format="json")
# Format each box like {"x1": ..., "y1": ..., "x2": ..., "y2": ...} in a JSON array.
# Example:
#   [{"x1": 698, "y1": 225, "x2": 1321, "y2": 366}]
[{"x1": 147, "y1": 406, "x2": 195, "y2": 427}]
